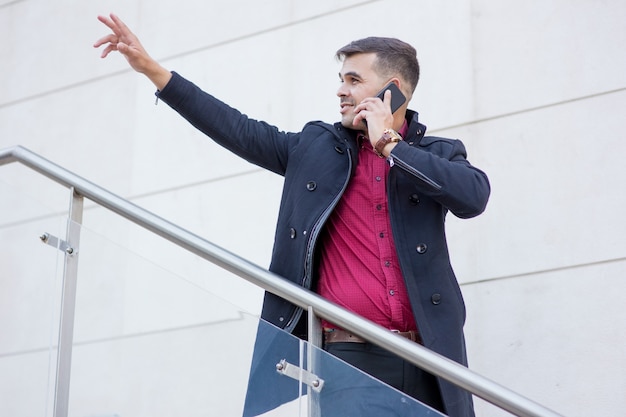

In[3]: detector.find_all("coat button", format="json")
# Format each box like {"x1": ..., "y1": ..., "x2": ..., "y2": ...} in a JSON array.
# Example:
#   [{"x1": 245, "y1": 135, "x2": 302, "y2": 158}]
[
  {"x1": 306, "y1": 181, "x2": 317, "y2": 191},
  {"x1": 431, "y1": 293, "x2": 442, "y2": 305},
  {"x1": 416, "y1": 243, "x2": 428, "y2": 254},
  {"x1": 409, "y1": 193, "x2": 420, "y2": 205},
  {"x1": 290, "y1": 228, "x2": 297, "y2": 239}
]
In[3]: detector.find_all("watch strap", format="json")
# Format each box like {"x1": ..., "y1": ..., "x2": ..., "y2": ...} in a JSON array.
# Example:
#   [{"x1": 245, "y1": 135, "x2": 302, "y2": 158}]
[{"x1": 374, "y1": 129, "x2": 402, "y2": 157}]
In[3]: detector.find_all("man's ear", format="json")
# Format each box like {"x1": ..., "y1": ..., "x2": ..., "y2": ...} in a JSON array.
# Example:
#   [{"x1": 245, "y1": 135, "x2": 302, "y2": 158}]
[{"x1": 392, "y1": 78, "x2": 412, "y2": 103}]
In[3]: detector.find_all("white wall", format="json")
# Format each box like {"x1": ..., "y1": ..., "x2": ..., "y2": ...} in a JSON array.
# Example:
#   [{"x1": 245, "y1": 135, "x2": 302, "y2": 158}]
[{"x1": 1, "y1": 0, "x2": 625, "y2": 416}]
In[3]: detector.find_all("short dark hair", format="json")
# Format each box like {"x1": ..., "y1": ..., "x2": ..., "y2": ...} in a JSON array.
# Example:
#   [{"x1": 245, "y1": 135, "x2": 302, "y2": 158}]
[{"x1": 336, "y1": 37, "x2": 420, "y2": 94}]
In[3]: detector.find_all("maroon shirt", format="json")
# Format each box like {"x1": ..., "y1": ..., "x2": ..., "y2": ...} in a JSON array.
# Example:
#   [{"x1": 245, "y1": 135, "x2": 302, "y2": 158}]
[{"x1": 317, "y1": 123, "x2": 417, "y2": 332}]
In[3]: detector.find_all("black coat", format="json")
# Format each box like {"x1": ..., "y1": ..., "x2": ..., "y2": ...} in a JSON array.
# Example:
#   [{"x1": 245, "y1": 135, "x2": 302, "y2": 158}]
[{"x1": 158, "y1": 72, "x2": 491, "y2": 417}]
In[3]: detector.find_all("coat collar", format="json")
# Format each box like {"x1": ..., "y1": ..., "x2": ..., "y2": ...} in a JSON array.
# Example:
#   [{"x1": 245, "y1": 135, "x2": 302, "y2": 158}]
[{"x1": 404, "y1": 109, "x2": 427, "y2": 144}]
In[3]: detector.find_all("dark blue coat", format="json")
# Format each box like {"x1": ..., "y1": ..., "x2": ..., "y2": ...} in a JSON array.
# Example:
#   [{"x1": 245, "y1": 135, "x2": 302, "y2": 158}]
[{"x1": 158, "y1": 72, "x2": 490, "y2": 417}]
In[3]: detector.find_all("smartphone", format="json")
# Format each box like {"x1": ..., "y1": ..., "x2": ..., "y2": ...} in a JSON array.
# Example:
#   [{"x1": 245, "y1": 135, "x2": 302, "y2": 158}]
[{"x1": 376, "y1": 82, "x2": 406, "y2": 114}]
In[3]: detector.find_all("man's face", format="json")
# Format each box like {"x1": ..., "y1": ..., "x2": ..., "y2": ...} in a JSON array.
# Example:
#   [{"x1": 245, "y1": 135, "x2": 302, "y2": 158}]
[{"x1": 337, "y1": 53, "x2": 386, "y2": 131}]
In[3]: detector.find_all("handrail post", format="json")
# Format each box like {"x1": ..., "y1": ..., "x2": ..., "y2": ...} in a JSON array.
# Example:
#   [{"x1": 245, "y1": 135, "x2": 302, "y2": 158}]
[
  {"x1": 307, "y1": 307, "x2": 323, "y2": 417},
  {"x1": 53, "y1": 187, "x2": 83, "y2": 417}
]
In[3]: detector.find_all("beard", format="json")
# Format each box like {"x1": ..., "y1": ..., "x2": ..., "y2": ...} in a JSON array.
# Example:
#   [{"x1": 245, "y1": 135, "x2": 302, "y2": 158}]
[
  {"x1": 341, "y1": 116, "x2": 367, "y2": 131},
  {"x1": 340, "y1": 100, "x2": 367, "y2": 131}
]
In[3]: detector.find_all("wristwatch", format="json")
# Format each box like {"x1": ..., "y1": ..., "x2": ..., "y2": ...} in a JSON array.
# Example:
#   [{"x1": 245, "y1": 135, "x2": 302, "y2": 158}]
[{"x1": 374, "y1": 129, "x2": 402, "y2": 157}]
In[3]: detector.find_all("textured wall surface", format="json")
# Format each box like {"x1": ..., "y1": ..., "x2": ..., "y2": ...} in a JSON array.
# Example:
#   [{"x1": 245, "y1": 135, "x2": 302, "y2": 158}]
[{"x1": 1, "y1": 1, "x2": 625, "y2": 416}]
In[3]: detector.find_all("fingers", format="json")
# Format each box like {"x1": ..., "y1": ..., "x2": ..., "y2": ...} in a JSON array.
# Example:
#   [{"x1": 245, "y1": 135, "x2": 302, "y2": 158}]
[
  {"x1": 96, "y1": 14, "x2": 118, "y2": 35},
  {"x1": 94, "y1": 13, "x2": 137, "y2": 59},
  {"x1": 357, "y1": 90, "x2": 393, "y2": 115},
  {"x1": 94, "y1": 15, "x2": 120, "y2": 56},
  {"x1": 109, "y1": 13, "x2": 130, "y2": 35},
  {"x1": 99, "y1": 43, "x2": 118, "y2": 59},
  {"x1": 353, "y1": 111, "x2": 365, "y2": 126},
  {"x1": 96, "y1": 13, "x2": 127, "y2": 34},
  {"x1": 354, "y1": 90, "x2": 394, "y2": 136},
  {"x1": 353, "y1": 99, "x2": 374, "y2": 126},
  {"x1": 93, "y1": 33, "x2": 117, "y2": 48},
  {"x1": 354, "y1": 95, "x2": 386, "y2": 116},
  {"x1": 382, "y1": 89, "x2": 392, "y2": 107}
]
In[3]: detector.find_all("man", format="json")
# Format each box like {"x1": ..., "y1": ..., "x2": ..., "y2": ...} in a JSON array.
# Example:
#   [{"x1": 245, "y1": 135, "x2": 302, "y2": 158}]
[{"x1": 95, "y1": 14, "x2": 490, "y2": 417}]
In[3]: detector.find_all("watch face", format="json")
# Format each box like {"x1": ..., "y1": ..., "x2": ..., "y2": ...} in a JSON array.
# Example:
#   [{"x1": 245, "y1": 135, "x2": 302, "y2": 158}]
[{"x1": 383, "y1": 129, "x2": 402, "y2": 140}]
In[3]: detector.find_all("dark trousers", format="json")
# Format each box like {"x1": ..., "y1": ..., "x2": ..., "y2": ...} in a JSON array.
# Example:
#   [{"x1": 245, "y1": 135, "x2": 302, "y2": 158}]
[{"x1": 324, "y1": 342, "x2": 446, "y2": 414}]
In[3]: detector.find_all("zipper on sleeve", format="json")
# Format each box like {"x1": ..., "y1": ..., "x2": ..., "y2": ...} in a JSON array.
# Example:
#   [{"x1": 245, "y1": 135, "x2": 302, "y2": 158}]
[{"x1": 388, "y1": 155, "x2": 442, "y2": 190}]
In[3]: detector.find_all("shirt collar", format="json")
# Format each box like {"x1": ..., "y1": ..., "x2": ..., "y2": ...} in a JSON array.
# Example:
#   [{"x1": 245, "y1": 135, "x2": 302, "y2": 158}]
[{"x1": 398, "y1": 120, "x2": 409, "y2": 138}]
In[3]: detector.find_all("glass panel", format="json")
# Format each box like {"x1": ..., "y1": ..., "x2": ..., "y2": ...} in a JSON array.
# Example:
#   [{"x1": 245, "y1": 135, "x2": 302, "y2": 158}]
[
  {"x1": 67, "y1": 224, "x2": 260, "y2": 417},
  {"x1": 68, "y1": 223, "x2": 444, "y2": 417},
  {"x1": 308, "y1": 339, "x2": 446, "y2": 417},
  {"x1": 246, "y1": 320, "x2": 446, "y2": 417},
  {"x1": 0, "y1": 179, "x2": 66, "y2": 417}
]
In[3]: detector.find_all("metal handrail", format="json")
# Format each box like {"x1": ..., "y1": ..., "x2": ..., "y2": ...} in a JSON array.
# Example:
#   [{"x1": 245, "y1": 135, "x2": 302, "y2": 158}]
[{"x1": 0, "y1": 145, "x2": 564, "y2": 417}]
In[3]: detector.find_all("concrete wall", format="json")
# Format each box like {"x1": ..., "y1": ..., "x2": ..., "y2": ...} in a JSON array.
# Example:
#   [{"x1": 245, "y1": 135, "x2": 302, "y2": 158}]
[{"x1": 1, "y1": 0, "x2": 624, "y2": 416}]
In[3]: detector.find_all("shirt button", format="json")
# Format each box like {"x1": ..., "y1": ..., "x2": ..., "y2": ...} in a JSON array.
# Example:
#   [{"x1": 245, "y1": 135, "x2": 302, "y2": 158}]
[
  {"x1": 379, "y1": 232, "x2": 385, "y2": 238},
  {"x1": 389, "y1": 290, "x2": 395, "y2": 296},
  {"x1": 385, "y1": 261, "x2": 391, "y2": 267},
  {"x1": 375, "y1": 176, "x2": 382, "y2": 182},
  {"x1": 376, "y1": 204, "x2": 382, "y2": 210}
]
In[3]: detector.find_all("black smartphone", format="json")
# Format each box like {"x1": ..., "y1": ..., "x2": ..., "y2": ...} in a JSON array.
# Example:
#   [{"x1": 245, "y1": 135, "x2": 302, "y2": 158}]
[{"x1": 376, "y1": 82, "x2": 406, "y2": 114}]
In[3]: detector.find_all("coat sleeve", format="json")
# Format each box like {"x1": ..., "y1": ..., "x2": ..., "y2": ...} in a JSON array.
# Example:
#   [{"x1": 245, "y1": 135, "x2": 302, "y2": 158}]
[
  {"x1": 388, "y1": 137, "x2": 490, "y2": 219},
  {"x1": 156, "y1": 71, "x2": 296, "y2": 176}
]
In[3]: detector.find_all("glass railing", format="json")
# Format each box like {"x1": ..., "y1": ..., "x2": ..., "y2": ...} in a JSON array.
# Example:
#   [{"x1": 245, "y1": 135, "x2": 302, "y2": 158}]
[
  {"x1": 0, "y1": 146, "x2": 565, "y2": 417},
  {"x1": 0, "y1": 170, "x2": 443, "y2": 416},
  {"x1": 249, "y1": 319, "x2": 446, "y2": 417},
  {"x1": 0, "y1": 179, "x2": 66, "y2": 417},
  {"x1": 65, "y1": 222, "x2": 444, "y2": 417}
]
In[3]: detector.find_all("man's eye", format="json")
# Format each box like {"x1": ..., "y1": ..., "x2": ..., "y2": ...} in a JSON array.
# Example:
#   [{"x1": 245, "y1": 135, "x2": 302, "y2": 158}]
[{"x1": 339, "y1": 77, "x2": 359, "y2": 85}]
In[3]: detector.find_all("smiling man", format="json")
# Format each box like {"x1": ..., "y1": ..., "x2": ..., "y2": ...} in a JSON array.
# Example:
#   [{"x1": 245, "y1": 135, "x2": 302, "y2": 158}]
[{"x1": 95, "y1": 13, "x2": 490, "y2": 417}]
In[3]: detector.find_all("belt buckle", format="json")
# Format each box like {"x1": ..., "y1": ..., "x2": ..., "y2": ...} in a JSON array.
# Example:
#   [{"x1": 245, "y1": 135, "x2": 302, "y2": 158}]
[
  {"x1": 391, "y1": 329, "x2": 418, "y2": 343},
  {"x1": 390, "y1": 329, "x2": 405, "y2": 340}
]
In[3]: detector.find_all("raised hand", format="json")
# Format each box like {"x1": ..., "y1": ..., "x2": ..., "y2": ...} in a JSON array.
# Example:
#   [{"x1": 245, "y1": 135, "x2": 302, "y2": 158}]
[{"x1": 94, "y1": 13, "x2": 171, "y2": 89}]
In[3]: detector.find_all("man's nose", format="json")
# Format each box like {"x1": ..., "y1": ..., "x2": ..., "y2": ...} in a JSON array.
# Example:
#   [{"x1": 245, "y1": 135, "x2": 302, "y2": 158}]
[{"x1": 337, "y1": 83, "x2": 349, "y2": 97}]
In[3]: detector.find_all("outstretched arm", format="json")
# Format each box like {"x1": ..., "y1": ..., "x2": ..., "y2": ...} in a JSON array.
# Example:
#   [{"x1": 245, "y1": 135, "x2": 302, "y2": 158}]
[{"x1": 93, "y1": 13, "x2": 172, "y2": 90}]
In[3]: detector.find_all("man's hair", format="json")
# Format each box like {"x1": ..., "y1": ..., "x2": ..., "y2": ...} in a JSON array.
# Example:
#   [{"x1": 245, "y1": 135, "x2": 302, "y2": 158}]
[{"x1": 336, "y1": 37, "x2": 420, "y2": 94}]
